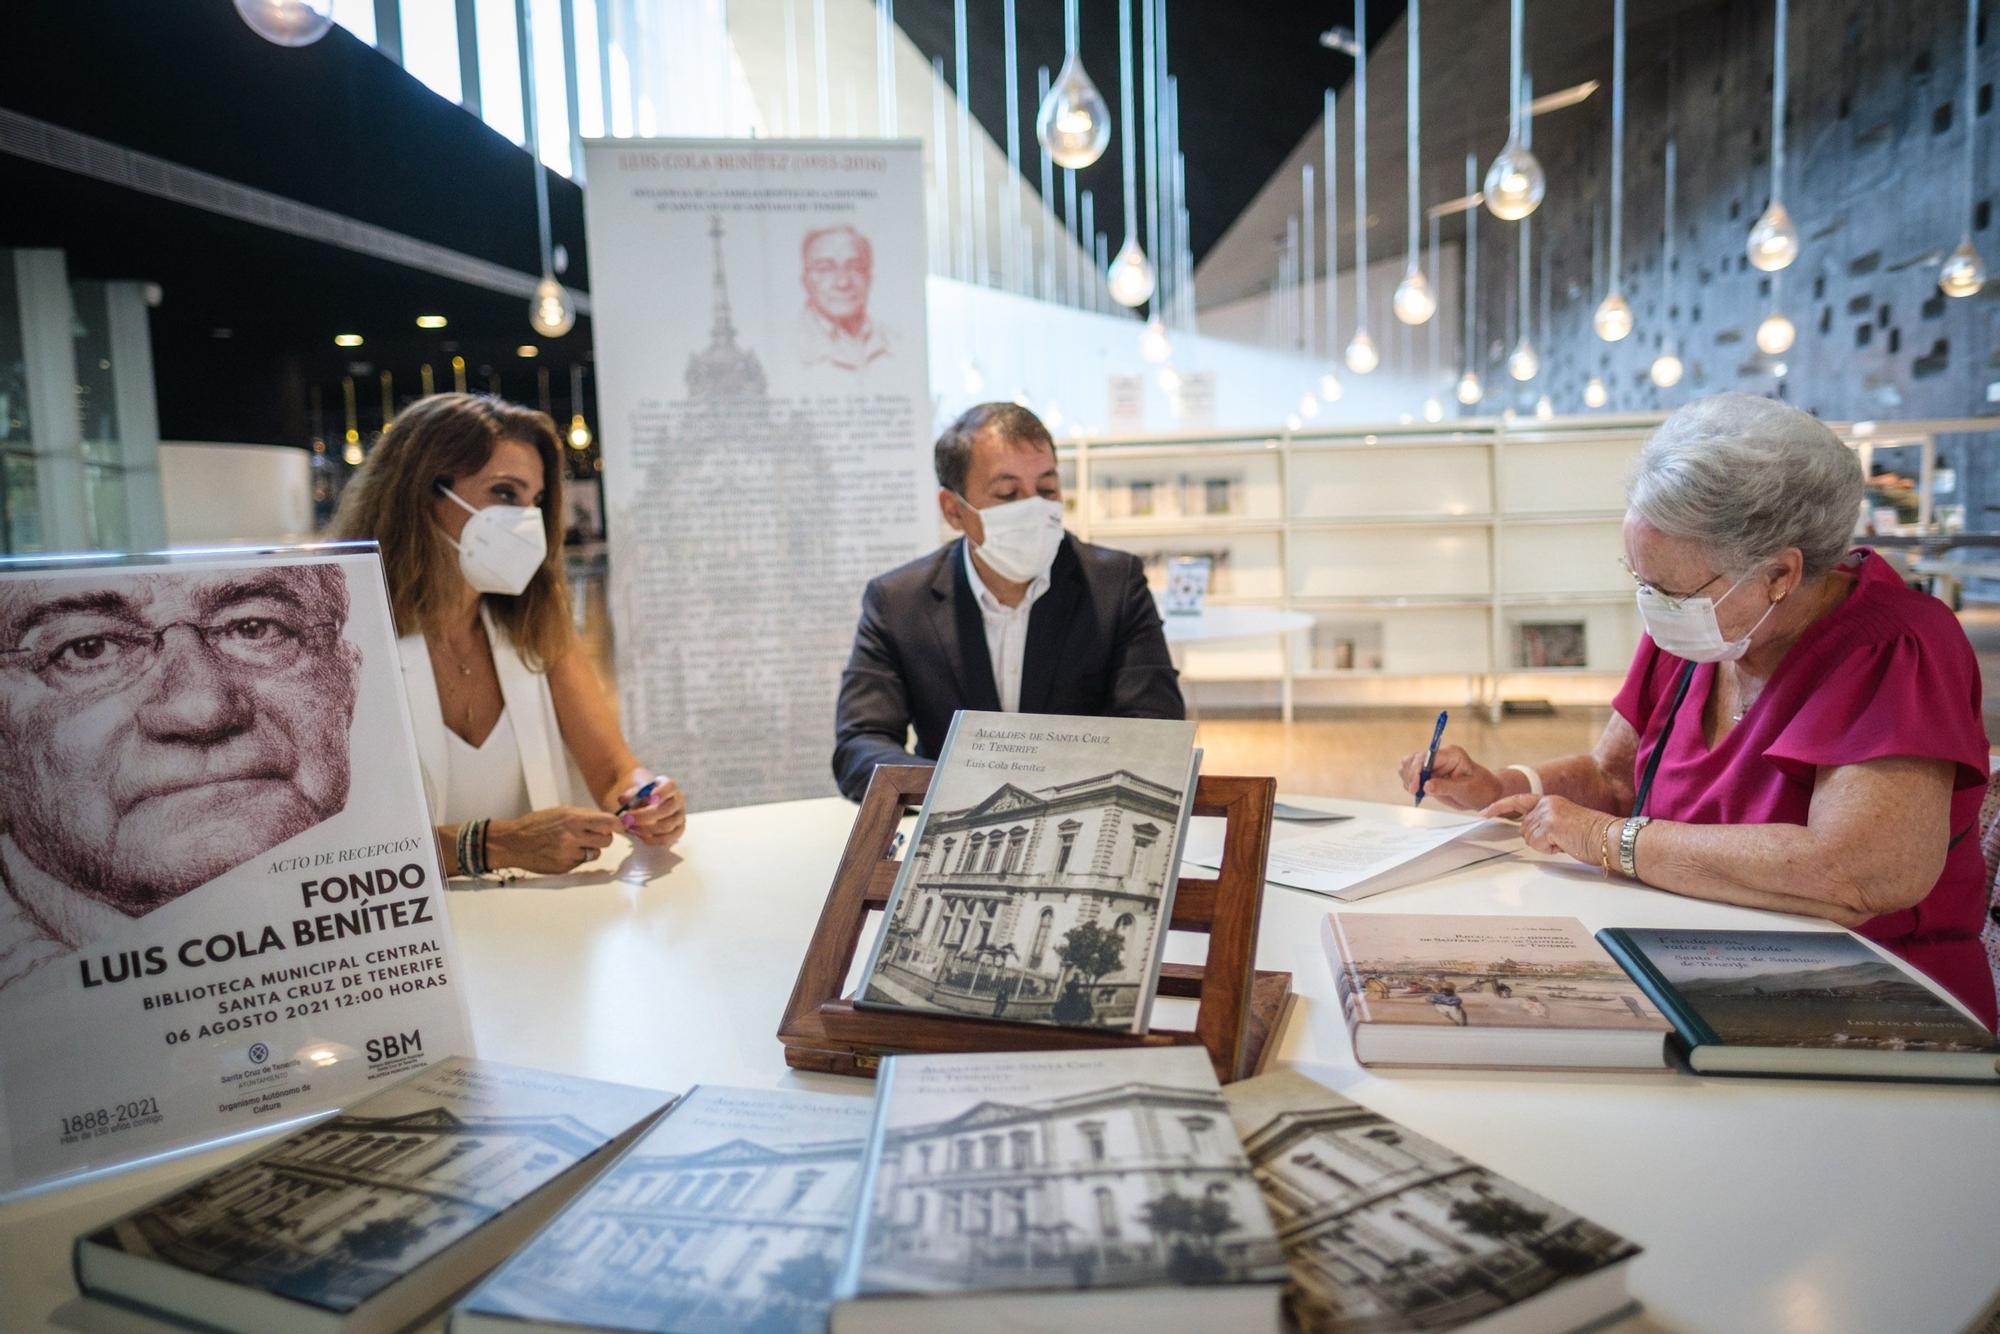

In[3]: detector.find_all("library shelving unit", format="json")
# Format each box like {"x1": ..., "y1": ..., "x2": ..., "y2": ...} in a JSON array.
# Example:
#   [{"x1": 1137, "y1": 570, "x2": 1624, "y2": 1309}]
[{"x1": 1055, "y1": 413, "x2": 1962, "y2": 720}]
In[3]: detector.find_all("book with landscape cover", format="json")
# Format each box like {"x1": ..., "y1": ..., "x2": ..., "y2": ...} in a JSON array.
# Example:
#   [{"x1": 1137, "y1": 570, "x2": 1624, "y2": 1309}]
[
  {"x1": 1323, "y1": 914, "x2": 1672, "y2": 1070},
  {"x1": 1595, "y1": 928, "x2": 2000, "y2": 1083},
  {"x1": 1223, "y1": 1069, "x2": 1642, "y2": 1334},
  {"x1": 72, "y1": 1058, "x2": 672, "y2": 1333},
  {"x1": 453, "y1": 1084, "x2": 874, "y2": 1333},
  {"x1": 854, "y1": 710, "x2": 1202, "y2": 1035},
  {"x1": 832, "y1": 1046, "x2": 1288, "y2": 1333}
]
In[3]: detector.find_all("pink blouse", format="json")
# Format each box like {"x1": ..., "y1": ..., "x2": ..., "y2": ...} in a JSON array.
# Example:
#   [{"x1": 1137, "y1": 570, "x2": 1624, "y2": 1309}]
[{"x1": 1612, "y1": 549, "x2": 1995, "y2": 1030}]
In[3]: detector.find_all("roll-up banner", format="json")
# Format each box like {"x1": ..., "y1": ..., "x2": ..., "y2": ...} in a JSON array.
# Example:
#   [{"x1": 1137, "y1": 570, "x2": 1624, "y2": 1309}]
[{"x1": 582, "y1": 138, "x2": 935, "y2": 811}]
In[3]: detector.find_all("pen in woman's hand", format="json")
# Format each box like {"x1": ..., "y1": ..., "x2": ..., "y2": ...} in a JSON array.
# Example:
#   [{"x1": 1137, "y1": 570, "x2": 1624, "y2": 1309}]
[{"x1": 1414, "y1": 710, "x2": 1449, "y2": 807}]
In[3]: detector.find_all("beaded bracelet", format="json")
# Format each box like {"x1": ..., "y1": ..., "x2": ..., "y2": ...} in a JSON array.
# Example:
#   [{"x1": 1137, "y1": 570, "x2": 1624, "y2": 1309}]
[{"x1": 454, "y1": 819, "x2": 491, "y2": 878}]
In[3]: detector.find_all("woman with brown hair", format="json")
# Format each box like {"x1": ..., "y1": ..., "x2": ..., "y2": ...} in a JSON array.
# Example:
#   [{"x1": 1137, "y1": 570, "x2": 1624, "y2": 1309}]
[{"x1": 334, "y1": 393, "x2": 684, "y2": 876}]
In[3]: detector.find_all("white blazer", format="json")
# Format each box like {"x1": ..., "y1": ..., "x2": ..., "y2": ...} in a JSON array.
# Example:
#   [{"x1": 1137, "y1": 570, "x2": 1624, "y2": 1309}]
[{"x1": 397, "y1": 607, "x2": 590, "y2": 819}]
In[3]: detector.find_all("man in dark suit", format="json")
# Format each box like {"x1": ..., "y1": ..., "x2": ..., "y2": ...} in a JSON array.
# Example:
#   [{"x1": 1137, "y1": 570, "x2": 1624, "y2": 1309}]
[{"x1": 832, "y1": 403, "x2": 1183, "y2": 801}]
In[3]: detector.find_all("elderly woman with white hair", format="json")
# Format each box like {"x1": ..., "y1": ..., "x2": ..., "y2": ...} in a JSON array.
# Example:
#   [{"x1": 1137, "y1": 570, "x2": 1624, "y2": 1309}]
[{"x1": 1402, "y1": 393, "x2": 1994, "y2": 1029}]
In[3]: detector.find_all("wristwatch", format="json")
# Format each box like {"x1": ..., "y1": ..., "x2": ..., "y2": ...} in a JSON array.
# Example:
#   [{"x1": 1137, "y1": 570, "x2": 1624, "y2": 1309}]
[{"x1": 1618, "y1": 816, "x2": 1652, "y2": 880}]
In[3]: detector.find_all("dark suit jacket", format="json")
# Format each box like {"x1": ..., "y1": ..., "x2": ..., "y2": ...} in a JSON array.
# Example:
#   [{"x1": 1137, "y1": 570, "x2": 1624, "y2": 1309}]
[{"x1": 832, "y1": 536, "x2": 1184, "y2": 801}]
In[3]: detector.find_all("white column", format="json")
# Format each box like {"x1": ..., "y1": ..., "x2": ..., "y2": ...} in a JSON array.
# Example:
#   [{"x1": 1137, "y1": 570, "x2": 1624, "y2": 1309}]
[
  {"x1": 106, "y1": 281, "x2": 165, "y2": 550},
  {"x1": 14, "y1": 250, "x2": 89, "y2": 553}
]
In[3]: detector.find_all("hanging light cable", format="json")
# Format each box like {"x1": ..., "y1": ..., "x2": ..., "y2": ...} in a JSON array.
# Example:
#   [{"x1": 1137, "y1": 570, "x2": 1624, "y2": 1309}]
[
  {"x1": 1941, "y1": 0, "x2": 1988, "y2": 297},
  {"x1": 1394, "y1": 0, "x2": 1436, "y2": 324},
  {"x1": 1423, "y1": 213, "x2": 1445, "y2": 419},
  {"x1": 1321, "y1": 88, "x2": 1344, "y2": 401},
  {"x1": 1594, "y1": 0, "x2": 1634, "y2": 340},
  {"x1": 1507, "y1": 77, "x2": 1538, "y2": 381},
  {"x1": 1107, "y1": 0, "x2": 1156, "y2": 306},
  {"x1": 1345, "y1": 0, "x2": 1379, "y2": 374},
  {"x1": 1652, "y1": 135, "x2": 1685, "y2": 387},
  {"x1": 1746, "y1": 0, "x2": 1800, "y2": 271},
  {"x1": 521, "y1": 0, "x2": 575, "y2": 338},
  {"x1": 1484, "y1": 0, "x2": 1545, "y2": 220},
  {"x1": 1037, "y1": 0, "x2": 1111, "y2": 170},
  {"x1": 1456, "y1": 152, "x2": 1483, "y2": 405}
]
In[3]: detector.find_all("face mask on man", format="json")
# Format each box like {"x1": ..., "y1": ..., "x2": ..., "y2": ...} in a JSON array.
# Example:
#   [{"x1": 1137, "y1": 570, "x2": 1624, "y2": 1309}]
[
  {"x1": 438, "y1": 485, "x2": 547, "y2": 596},
  {"x1": 1634, "y1": 570, "x2": 1779, "y2": 663},
  {"x1": 960, "y1": 493, "x2": 1065, "y2": 584}
]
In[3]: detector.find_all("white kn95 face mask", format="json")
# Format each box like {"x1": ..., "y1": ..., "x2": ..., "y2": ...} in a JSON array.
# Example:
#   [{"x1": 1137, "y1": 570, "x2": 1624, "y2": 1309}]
[
  {"x1": 438, "y1": 484, "x2": 547, "y2": 596},
  {"x1": 962, "y1": 494, "x2": 1065, "y2": 584}
]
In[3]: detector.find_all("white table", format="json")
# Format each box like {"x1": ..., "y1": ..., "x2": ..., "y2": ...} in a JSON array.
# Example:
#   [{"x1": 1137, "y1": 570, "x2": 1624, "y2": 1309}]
[
  {"x1": 1156, "y1": 604, "x2": 1316, "y2": 723},
  {"x1": 4, "y1": 796, "x2": 1996, "y2": 1332}
]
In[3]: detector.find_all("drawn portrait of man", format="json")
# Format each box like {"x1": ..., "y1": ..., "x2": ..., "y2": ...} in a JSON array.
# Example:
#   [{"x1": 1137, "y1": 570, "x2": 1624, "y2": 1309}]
[
  {"x1": 0, "y1": 563, "x2": 361, "y2": 988},
  {"x1": 793, "y1": 223, "x2": 893, "y2": 372}
]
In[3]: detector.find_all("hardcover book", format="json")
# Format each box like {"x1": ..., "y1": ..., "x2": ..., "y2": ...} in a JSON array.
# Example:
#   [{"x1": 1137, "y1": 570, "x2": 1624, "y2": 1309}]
[
  {"x1": 73, "y1": 1058, "x2": 671, "y2": 1332},
  {"x1": 1223, "y1": 1070, "x2": 1642, "y2": 1334},
  {"x1": 0, "y1": 546, "x2": 473, "y2": 1194},
  {"x1": 1595, "y1": 928, "x2": 2000, "y2": 1083},
  {"x1": 854, "y1": 711, "x2": 1201, "y2": 1035},
  {"x1": 833, "y1": 1046, "x2": 1287, "y2": 1333},
  {"x1": 453, "y1": 1085, "x2": 874, "y2": 1333},
  {"x1": 1324, "y1": 914, "x2": 1671, "y2": 1070}
]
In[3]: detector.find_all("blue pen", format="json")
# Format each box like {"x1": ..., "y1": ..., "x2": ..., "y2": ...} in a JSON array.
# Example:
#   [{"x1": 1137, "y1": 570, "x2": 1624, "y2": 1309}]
[
  {"x1": 616, "y1": 779, "x2": 662, "y2": 816},
  {"x1": 1414, "y1": 709, "x2": 1449, "y2": 807}
]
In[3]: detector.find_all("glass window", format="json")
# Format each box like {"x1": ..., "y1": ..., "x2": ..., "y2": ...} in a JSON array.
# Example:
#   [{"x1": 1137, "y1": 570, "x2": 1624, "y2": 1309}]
[
  {"x1": 400, "y1": 0, "x2": 463, "y2": 103},
  {"x1": 528, "y1": 0, "x2": 572, "y2": 175},
  {"x1": 475, "y1": 0, "x2": 526, "y2": 145},
  {"x1": 330, "y1": 0, "x2": 376, "y2": 44},
  {"x1": 573, "y1": 0, "x2": 605, "y2": 138}
]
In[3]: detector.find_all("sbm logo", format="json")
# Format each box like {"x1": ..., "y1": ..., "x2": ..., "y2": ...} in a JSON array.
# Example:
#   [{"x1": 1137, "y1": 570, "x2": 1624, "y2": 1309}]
[{"x1": 367, "y1": 1029, "x2": 423, "y2": 1063}]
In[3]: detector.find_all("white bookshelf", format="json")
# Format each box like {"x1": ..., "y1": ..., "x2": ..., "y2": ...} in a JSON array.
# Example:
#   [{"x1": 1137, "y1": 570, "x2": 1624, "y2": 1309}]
[{"x1": 1056, "y1": 415, "x2": 1659, "y2": 718}]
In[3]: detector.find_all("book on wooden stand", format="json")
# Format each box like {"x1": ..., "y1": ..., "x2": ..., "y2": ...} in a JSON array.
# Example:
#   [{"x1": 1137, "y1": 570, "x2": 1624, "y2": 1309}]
[{"x1": 778, "y1": 761, "x2": 1292, "y2": 1086}]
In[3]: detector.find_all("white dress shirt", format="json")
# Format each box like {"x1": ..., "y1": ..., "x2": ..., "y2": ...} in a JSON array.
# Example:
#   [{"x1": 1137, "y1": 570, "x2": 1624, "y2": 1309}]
[{"x1": 964, "y1": 541, "x2": 1050, "y2": 712}]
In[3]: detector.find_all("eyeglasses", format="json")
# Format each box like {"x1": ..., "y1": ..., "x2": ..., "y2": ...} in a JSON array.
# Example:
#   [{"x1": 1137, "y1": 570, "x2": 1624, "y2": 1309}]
[
  {"x1": 1618, "y1": 558, "x2": 1724, "y2": 608},
  {"x1": 0, "y1": 617, "x2": 339, "y2": 694}
]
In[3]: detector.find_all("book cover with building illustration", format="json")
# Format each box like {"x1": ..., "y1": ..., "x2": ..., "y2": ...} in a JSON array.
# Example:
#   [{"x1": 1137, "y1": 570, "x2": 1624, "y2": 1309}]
[
  {"x1": 73, "y1": 1058, "x2": 671, "y2": 1332},
  {"x1": 854, "y1": 711, "x2": 1201, "y2": 1036},
  {"x1": 1224, "y1": 1070, "x2": 1641, "y2": 1333},
  {"x1": 834, "y1": 1046, "x2": 1286, "y2": 1327},
  {"x1": 1326, "y1": 915, "x2": 1671, "y2": 1071},
  {"x1": 454, "y1": 1085, "x2": 873, "y2": 1334}
]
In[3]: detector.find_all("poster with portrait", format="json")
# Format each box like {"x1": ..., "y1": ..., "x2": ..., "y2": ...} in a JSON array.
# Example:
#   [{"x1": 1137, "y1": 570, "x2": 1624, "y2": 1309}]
[
  {"x1": 582, "y1": 138, "x2": 933, "y2": 811},
  {"x1": 0, "y1": 546, "x2": 471, "y2": 1194}
]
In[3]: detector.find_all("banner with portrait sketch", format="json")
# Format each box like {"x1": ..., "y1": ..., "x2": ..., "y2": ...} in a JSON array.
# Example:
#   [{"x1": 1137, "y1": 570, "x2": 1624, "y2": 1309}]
[
  {"x1": 582, "y1": 138, "x2": 934, "y2": 811},
  {"x1": 0, "y1": 547, "x2": 471, "y2": 1194}
]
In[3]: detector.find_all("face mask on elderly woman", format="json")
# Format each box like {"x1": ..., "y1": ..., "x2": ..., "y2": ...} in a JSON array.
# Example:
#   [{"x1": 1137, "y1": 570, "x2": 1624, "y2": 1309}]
[{"x1": 1635, "y1": 570, "x2": 1779, "y2": 663}]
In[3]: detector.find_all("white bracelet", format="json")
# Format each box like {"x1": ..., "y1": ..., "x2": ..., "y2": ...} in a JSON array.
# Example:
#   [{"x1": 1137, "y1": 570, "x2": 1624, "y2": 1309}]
[{"x1": 1506, "y1": 763, "x2": 1544, "y2": 797}]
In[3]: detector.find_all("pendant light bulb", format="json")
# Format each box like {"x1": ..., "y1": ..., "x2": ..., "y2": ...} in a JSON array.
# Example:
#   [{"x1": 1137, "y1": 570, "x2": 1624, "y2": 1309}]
[
  {"x1": 1011, "y1": 388, "x2": 1033, "y2": 409},
  {"x1": 1583, "y1": 375, "x2": 1608, "y2": 409},
  {"x1": 1158, "y1": 364, "x2": 1183, "y2": 394},
  {"x1": 1939, "y1": 235, "x2": 1988, "y2": 299},
  {"x1": 1392, "y1": 266, "x2": 1437, "y2": 325},
  {"x1": 1044, "y1": 401, "x2": 1065, "y2": 430},
  {"x1": 1483, "y1": 140, "x2": 1546, "y2": 221},
  {"x1": 1285, "y1": 413, "x2": 1303, "y2": 432},
  {"x1": 1592, "y1": 291, "x2": 1634, "y2": 342},
  {"x1": 530, "y1": 274, "x2": 576, "y2": 338},
  {"x1": 1139, "y1": 317, "x2": 1173, "y2": 364},
  {"x1": 1036, "y1": 51, "x2": 1111, "y2": 170},
  {"x1": 1319, "y1": 370, "x2": 1344, "y2": 403},
  {"x1": 1455, "y1": 369, "x2": 1483, "y2": 405},
  {"x1": 1650, "y1": 349, "x2": 1684, "y2": 388},
  {"x1": 567, "y1": 414, "x2": 593, "y2": 450},
  {"x1": 1755, "y1": 311, "x2": 1797, "y2": 355},
  {"x1": 1535, "y1": 394, "x2": 1555, "y2": 420},
  {"x1": 1746, "y1": 199, "x2": 1800, "y2": 272},
  {"x1": 1507, "y1": 337, "x2": 1539, "y2": 381},
  {"x1": 962, "y1": 360, "x2": 985, "y2": 394},
  {"x1": 234, "y1": 0, "x2": 334, "y2": 45},
  {"x1": 1422, "y1": 395, "x2": 1444, "y2": 422},
  {"x1": 1299, "y1": 392, "x2": 1320, "y2": 419},
  {"x1": 1106, "y1": 238, "x2": 1157, "y2": 308},
  {"x1": 1344, "y1": 329, "x2": 1379, "y2": 374}
]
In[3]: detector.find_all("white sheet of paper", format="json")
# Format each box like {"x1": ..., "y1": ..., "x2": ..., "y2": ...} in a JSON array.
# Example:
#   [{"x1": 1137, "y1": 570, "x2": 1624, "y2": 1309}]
[{"x1": 1183, "y1": 814, "x2": 1520, "y2": 899}]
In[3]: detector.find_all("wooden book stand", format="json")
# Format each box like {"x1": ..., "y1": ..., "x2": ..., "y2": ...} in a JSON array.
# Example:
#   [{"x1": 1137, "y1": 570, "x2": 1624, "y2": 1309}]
[{"x1": 778, "y1": 765, "x2": 1294, "y2": 1085}]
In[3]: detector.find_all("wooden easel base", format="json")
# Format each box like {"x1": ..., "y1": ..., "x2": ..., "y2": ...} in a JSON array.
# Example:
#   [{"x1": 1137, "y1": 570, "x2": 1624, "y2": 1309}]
[{"x1": 778, "y1": 766, "x2": 1294, "y2": 1085}]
